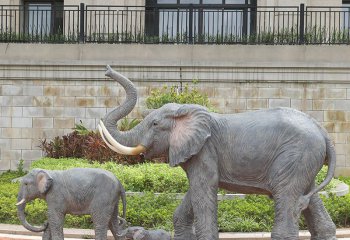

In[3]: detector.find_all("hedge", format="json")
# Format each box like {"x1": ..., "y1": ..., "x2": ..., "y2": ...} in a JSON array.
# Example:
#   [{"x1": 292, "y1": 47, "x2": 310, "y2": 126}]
[{"x1": 1, "y1": 157, "x2": 349, "y2": 232}]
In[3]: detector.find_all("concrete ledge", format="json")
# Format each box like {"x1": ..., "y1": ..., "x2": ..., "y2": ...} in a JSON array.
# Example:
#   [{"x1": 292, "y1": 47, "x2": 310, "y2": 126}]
[{"x1": 1, "y1": 224, "x2": 350, "y2": 240}]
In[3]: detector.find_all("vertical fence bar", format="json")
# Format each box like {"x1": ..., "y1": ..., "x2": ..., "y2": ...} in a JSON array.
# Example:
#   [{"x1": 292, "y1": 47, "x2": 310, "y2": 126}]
[
  {"x1": 299, "y1": 3, "x2": 305, "y2": 44},
  {"x1": 79, "y1": 3, "x2": 85, "y2": 43},
  {"x1": 188, "y1": 4, "x2": 193, "y2": 44}
]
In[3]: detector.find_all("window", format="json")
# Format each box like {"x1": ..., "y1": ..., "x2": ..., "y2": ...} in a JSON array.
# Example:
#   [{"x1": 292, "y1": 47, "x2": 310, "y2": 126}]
[
  {"x1": 145, "y1": 0, "x2": 257, "y2": 43},
  {"x1": 23, "y1": 0, "x2": 63, "y2": 36},
  {"x1": 343, "y1": 0, "x2": 350, "y2": 31}
]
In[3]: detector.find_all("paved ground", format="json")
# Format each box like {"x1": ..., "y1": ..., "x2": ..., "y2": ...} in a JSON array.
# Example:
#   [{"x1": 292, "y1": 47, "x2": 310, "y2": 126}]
[{"x1": 0, "y1": 224, "x2": 350, "y2": 240}]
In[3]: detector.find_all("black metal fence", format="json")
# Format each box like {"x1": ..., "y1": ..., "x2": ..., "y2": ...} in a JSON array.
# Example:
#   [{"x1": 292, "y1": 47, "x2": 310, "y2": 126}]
[{"x1": 0, "y1": 4, "x2": 349, "y2": 44}]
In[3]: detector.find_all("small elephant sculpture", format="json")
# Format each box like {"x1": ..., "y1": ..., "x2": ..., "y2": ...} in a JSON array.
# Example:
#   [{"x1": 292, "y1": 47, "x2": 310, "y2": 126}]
[
  {"x1": 98, "y1": 66, "x2": 337, "y2": 240},
  {"x1": 16, "y1": 168, "x2": 126, "y2": 240},
  {"x1": 121, "y1": 226, "x2": 171, "y2": 240}
]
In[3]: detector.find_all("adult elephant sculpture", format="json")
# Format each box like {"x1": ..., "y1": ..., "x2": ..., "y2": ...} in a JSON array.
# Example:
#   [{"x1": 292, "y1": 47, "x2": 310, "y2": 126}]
[
  {"x1": 99, "y1": 65, "x2": 336, "y2": 240},
  {"x1": 16, "y1": 168, "x2": 126, "y2": 240}
]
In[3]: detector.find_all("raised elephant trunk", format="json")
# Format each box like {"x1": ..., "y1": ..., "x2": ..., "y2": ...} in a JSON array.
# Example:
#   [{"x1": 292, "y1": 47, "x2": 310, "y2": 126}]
[
  {"x1": 16, "y1": 191, "x2": 48, "y2": 232},
  {"x1": 99, "y1": 65, "x2": 146, "y2": 155}
]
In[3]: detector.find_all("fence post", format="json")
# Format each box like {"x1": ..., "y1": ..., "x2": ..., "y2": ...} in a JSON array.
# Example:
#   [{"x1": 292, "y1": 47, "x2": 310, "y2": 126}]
[
  {"x1": 299, "y1": 3, "x2": 305, "y2": 44},
  {"x1": 188, "y1": 4, "x2": 193, "y2": 44},
  {"x1": 79, "y1": 3, "x2": 85, "y2": 43}
]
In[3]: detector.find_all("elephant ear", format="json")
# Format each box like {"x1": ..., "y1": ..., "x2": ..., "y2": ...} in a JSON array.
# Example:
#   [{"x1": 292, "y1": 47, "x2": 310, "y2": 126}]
[
  {"x1": 36, "y1": 170, "x2": 53, "y2": 194},
  {"x1": 169, "y1": 105, "x2": 212, "y2": 167}
]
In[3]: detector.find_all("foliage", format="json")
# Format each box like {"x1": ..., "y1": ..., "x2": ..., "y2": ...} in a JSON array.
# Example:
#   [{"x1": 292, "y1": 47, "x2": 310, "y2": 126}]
[
  {"x1": 118, "y1": 117, "x2": 141, "y2": 131},
  {"x1": 38, "y1": 123, "x2": 145, "y2": 165},
  {"x1": 146, "y1": 82, "x2": 214, "y2": 111}
]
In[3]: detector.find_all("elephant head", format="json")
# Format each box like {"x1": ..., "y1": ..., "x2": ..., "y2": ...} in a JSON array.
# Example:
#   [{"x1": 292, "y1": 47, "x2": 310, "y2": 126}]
[
  {"x1": 99, "y1": 65, "x2": 212, "y2": 167},
  {"x1": 16, "y1": 169, "x2": 52, "y2": 232}
]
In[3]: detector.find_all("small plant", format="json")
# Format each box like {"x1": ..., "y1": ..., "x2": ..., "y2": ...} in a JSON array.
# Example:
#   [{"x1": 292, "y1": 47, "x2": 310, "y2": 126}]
[
  {"x1": 146, "y1": 81, "x2": 214, "y2": 111},
  {"x1": 118, "y1": 117, "x2": 141, "y2": 131},
  {"x1": 17, "y1": 160, "x2": 25, "y2": 175}
]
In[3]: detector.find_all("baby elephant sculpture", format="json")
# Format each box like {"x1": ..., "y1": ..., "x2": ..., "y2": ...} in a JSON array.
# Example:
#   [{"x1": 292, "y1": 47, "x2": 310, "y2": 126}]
[
  {"x1": 16, "y1": 168, "x2": 126, "y2": 240},
  {"x1": 122, "y1": 227, "x2": 171, "y2": 240}
]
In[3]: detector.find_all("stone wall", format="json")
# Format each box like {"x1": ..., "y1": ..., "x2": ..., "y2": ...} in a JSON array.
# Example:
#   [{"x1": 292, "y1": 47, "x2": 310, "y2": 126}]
[{"x1": 1, "y1": 44, "x2": 350, "y2": 176}]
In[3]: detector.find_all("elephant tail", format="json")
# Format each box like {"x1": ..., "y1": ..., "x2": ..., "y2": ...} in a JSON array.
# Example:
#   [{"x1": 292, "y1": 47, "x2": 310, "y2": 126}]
[{"x1": 295, "y1": 136, "x2": 336, "y2": 216}]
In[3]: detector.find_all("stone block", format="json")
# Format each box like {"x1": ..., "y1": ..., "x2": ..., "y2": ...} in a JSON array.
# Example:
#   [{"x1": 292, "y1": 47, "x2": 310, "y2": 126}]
[
  {"x1": 97, "y1": 97, "x2": 120, "y2": 108},
  {"x1": 43, "y1": 107, "x2": 64, "y2": 117},
  {"x1": 335, "y1": 143, "x2": 347, "y2": 155},
  {"x1": 2, "y1": 128, "x2": 22, "y2": 138},
  {"x1": 0, "y1": 117, "x2": 11, "y2": 127},
  {"x1": 215, "y1": 87, "x2": 236, "y2": 99},
  {"x1": 324, "y1": 88, "x2": 347, "y2": 99},
  {"x1": 0, "y1": 139, "x2": 11, "y2": 148},
  {"x1": 336, "y1": 155, "x2": 346, "y2": 167},
  {"x1": 0, "y1": 159, "x2": 11, "y2": 171},
  {"x1": 324, "y1": 111, "x2": 347, "y2": 122},
  {"x1": 247, "y1": 99, "x2": 268, "y2": 110},
  {"x1": 312, "y1": 100, "x2": 335, "y2": 110},
  {"x1": 0, "y1": 96, "x2": 12, "y2": 106},
  {"x1": 86, "y1": 108, "x2": 107, "y2": 118},
  {"x1": 13, "y1": 96, "x2": 34, "y2": 107},
  {"x1": 2, "y1": 85, "x2": 23, "y2": 95},
  {"x1": 12, "y1": 117, "x2": 32, "y2": 128},
  {"x1": 280, "y1": 88, "x2": 303, "y2": 99},
  {"x1": 64, "y1": 108, "x2": 86, "y2": 118},
  {"x1": 11, "y1": 139, "x2": 32, "y2": 150},
  {"x1": 268, "y1": 99, "x2": 290, "y2": 108},
  {"x1": 54, "y1": 118, "x2": 75, "y2": 129},
  {"x1": 65, "y1": 86, "x2": 86, "y2": 97},
  {"x1": 236, "y1": 88, "x2": 258, "y2": 98},
  {"x1": 1, "y1": 107, "x2": 23, "y2": 117},
  {"x1": 23, "y1": 86, "x2": 44, "y2": 96},
  {"x1": 75, "y1": 97, "x2": 95, "y2": 107},
  {"x1": 259, "y1": 88, "x2": 281, "y2": 98},
  {"x1": 329, "y1": 132, "x2": 347, "y2": 144},
  {"x1": 53, "y1": 97, "x2": 76, "y2": 107},
  {"x1": 21, "y1": 128, "x2": 45, "y2": 139},
  {"x1": 33, "y1": 118, "x2": 54, "y2": 128},
  {"x1": 290, "y1": 99, "x2": 312, "y2": 111},
  {"x1": 23, "y1": 107, "x2": 44, "y2": 117},
  {"x1": 1, "y1": 149, "x2": 21, "y2": 160},
  {"x1": 22, "y1": 150, "x2": 42, "y2": 161},
  {"x1": 33, "y1": 96, "x2": 53, "y2": 107},
  {"x1": 222, "y1": 99, "x2": 246, "y2": 113},
  {"x1": 44, "y1": 86, "x2": 65, "y2": 96},
  {"x1": 335, "y1": 122, "x2": 350, "y2": 133}
]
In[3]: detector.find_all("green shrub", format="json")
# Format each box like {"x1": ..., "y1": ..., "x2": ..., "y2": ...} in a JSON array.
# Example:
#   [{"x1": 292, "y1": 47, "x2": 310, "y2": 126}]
[
  {"x1": 145, "y1": 82, "x2": 215, "y2": 111},
  {"x1": 31, "y1": 158, "x2": 189, "y2": 193}
]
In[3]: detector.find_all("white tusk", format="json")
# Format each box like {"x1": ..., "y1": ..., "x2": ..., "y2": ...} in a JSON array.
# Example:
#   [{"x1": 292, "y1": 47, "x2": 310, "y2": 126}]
[
  {"x1": 98, "y1": 120, "x2": 146, "y2": 155},
  {"x1": 16, "y1": 198, "x2": 26, "y2": 206},
  {"x1": 98, "y1": 124, "x2": 122, "y2": 153}
]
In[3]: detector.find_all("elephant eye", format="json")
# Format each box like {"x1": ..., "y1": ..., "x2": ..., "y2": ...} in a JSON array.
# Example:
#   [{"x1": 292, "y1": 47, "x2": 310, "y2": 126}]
[{"x1": 153, "y1": 121, "x2": 158, "y2": 126}]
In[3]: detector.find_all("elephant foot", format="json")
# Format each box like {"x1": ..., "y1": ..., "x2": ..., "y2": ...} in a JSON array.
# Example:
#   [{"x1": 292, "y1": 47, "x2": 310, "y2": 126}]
[{"x1": 173, "y1": 232, "x2": 195, "y2": 240}]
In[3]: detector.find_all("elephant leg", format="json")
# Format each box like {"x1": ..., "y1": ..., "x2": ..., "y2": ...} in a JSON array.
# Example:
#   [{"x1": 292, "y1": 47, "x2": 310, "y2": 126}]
[
  {"x1": 47, "y1": 211, "x2": 64, "y2": 240},
  {"x1": 185, "y1": 156, "x2": 219, "y2": 240},
  {"x1": 109, "y1": 205, "x2": 122, "y2": 240},
  {"x1": 271, "y1": 192, "x2": 301, "y2": 240},
  {"x1": 92, "y1": 211, "x2": 111, "y2": 240},
  {"x1": 42, "y1": 226, "x2": 51, "y2": 240},
  {"x1": 173, "y1": 192, "x2": 195, "y2": 240},
  {"x1": 303, "y1": 193, "x2": 336, "y2": 240}
]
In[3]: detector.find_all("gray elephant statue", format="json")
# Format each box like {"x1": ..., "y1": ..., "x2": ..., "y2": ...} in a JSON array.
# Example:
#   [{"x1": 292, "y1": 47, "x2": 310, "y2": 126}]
[
  {"x1": 98, "y1": 66, "x2": 337, "y2": 240},
  {"x1": 119, "y1": 226, "x2": 171, "y2": 240},
  {"x1": 16, "y1": 168, "x2": 126, "y2": 240}
]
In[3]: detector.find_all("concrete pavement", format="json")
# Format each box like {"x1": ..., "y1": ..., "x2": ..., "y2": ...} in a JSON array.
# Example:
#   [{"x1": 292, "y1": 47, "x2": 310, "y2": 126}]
[{"x1": 1, "y1": 224, "x2": 350, "y2": 240}]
